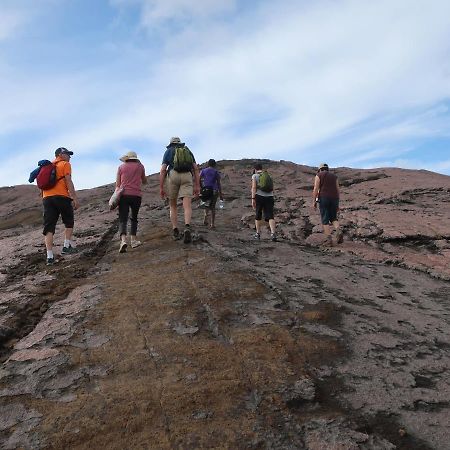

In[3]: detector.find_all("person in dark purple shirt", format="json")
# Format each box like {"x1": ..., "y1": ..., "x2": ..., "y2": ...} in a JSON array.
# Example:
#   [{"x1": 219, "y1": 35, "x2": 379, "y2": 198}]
[
  {"x1": 312, "y1": 163, "x2": 343, "y2": 246},
  {"x1": 199, "y1": 159, "x2": 223, "y2": 228}
]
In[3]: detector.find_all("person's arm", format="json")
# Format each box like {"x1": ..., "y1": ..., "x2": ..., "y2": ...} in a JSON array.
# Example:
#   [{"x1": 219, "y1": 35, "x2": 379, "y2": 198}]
[
  {"x1": 159, "y1": 164, "x2": 167, "y2": 198},
  {"x1": 251, "y1": 176, "x2": 257, "y2": 210},
  {"x1": 141, "y1": 165, "x2": 148, "y2": 185},
  {"x1": 64, "y1": 174, "x2": 79, "y2": 210},
  {"x1": 115, "y1": 167, "x2": 121, "y2": 189},
  {"x1": 192, "y1": 163, "x2": 200, "y2": 197},
  {"x1": 312, "y1": 175, "x2": 320, "y2": 208},
  {"x1": 217, "y1": 172, "x2": 223, "y2": 200},
  {"x1": 336, "y1": 179, "x2": 340, "y2": 211}
]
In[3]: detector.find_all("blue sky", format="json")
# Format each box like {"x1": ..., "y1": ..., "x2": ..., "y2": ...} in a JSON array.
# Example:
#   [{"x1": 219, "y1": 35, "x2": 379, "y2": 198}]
[{"x1": 1, "y1": 0, "x2": 450, "y2": 189}]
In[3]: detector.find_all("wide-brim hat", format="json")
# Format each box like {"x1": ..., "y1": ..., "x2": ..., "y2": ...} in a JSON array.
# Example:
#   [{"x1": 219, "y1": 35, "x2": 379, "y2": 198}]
[
  {"x1": 167, "y1": 136, "x2": 185, "y2": 147},
  {"x1": 120, "y1": 151, "x2": 139, "y2": 162}
]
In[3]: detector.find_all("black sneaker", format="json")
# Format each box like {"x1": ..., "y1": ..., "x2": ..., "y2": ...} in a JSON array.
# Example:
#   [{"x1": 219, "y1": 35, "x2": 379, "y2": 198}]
[
  {"x1": 271, "y1": 233, "x2": 277, "y2": 242},
  {"x1": 173, "y1": 228, "x2": 180, "y2": 240},
  {"x1": 46, "y1": 257, "x2": 55, "y2": 266},
  {"x1": 119, "y1": 242, "x2": 128, "y2": 253},
  {"x1": 183, "y1": 227, "x2": 192, "y2": 244},
  {"x1": 253, "y1": 232, "x2": 260, "y2": 240},
  {"x1": 61, "y1": 245, "x2": 78, "y2": 255}
]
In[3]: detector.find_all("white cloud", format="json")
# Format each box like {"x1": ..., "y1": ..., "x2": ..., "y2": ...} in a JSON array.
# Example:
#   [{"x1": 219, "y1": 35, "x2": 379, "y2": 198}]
[{"x1": 2, "y1": 0, "x2": 450, "y2": 189}]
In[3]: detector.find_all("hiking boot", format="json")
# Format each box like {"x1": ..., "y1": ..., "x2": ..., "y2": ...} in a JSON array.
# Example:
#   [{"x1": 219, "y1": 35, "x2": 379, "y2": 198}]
[
  {"x1": 253, "y1": 232, "x2": 260, "y2": 240},
  {"x1": 271, "y1": 233, "x2": 277, "y2": 242},
  {"x1": 173, "y1": 228, "x2": 180, "y2": 240},
  {"x1": 335, "y1": 230, "x2": 344, "y2": 244},
  {"x1": 61, "y1": 245, "x2": 78, "y2": 255},
  {"x1": 183, "y1": 227, "x2": 192, "y2": 244},
  {"x1": 119, "y1": 242, "x2": 127, "y2": 253},
  {"x1": 131, "y1": 240, "x2": 142, "y2": 248},
  {"x1": 46, "y1": 257, "x2": 55, "y2": 266}
]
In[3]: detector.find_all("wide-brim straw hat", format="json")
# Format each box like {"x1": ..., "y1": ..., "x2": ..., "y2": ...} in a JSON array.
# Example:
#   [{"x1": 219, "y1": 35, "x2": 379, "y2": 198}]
[{"x1": 120, "y1": 151, "x2": 139, "y2": 162}]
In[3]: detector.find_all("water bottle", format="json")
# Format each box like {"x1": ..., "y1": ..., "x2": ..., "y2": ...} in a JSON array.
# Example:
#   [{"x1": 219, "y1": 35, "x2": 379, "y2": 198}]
[{"x1": 219, "y1": 199, "x2": 224, "y2": 209}]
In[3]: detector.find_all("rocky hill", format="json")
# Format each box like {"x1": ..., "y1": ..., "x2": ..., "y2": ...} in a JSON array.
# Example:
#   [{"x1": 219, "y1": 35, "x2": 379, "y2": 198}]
[{"x1": 0, "y1": 160, "x2": 449, "y2": 449}]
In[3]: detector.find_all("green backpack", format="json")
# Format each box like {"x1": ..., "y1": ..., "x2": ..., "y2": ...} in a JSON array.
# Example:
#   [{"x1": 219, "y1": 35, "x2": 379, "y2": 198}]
[
  {"x1": 173, "y1": 146, "x2": 194, "y2": 172},
  {"x1": 258, "y1": 170, "x2": 274, "y2": 192}
]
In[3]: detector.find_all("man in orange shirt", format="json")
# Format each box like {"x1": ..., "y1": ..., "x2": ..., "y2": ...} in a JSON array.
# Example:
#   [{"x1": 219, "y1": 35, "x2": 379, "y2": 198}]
[{"x1": 42, "y1": 147, "x2": 80, "y2": 265}]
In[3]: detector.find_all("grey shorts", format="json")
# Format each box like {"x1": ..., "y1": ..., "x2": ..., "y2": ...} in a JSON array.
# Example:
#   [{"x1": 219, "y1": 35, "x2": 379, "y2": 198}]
[{"x1": 319, "y1": 197, "x2": 339, "y2": 225}]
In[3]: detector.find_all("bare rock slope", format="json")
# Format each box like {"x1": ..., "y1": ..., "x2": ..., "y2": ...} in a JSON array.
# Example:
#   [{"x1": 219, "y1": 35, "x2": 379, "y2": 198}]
[{"x1": 0, "y1": 160, "x2": 449, "y2": 449}]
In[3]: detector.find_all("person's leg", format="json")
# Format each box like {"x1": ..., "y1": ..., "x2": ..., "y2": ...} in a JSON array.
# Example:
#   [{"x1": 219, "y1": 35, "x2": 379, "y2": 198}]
[
  {"x1": 209, "y1": 192, "x2": 218, "y2": 228},
  {"x1": 203, "y1": 210, "x2": 209, "y2": 225},
  {"x1": 331, "y1": 199, "x2": 343, "y2": 243},
  {"x1": 254, "y1": 195, "x2": 263, "y2": 238},
  {"x1": 168, "y1": 171, "x2": 181, "y2": 233},
  {"x1": 59, "y1": 197, "x2": 76, "y2": 252},
  {"x1": 169, "y1": 198, "x2": 178, "y2": 229},
  {"x1": 323, "y1": 224, "x2": 332, "y2": 237},
  {"x1": 44, "y1": 232, "x2": 54, "y2": 252},
  {"x1": 264, "y1": 197, "x2": 276, "y2": 236},
  {"x1": 319, "y1": 197, "x2": 333, "y2": 245},
  {"x1": 118, "y1": 197, "x2": 129, "y2": 252},
  {"x1": 129, "y1": 196, "x2": 142, "y2": 245},
  {"x1": 269, "y1": 219, "x2": 276, "y2": 234},
  {"x1": 182, "y1": 196, "x2": 192, "y2": 225},
  {"x1": 43, "y1": 197, "x2": 59, "y2": 262},
  {"x1": 178, "y1": 173, "x2": 193, "y2": 227},
  {"x1": 118, "y1": 197, "x2": 129, "y2": 241}
]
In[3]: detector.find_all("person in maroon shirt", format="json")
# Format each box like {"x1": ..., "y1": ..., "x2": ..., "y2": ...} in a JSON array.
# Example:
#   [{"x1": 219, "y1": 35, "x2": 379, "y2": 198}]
[
  {"x1": 312, "y1": 163, "x2": 343, "y2": 246},
  {"x1": 116, "y1": 151, "x2": 147, "y2": 253}
]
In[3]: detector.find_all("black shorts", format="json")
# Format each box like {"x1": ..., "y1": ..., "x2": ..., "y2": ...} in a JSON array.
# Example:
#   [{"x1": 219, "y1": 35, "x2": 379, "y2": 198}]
[
  {"x1": 255, "y1": 194, "x2": 274, "y2": 221},
  {"x1": 43, "y1": 196, "x2": 74, "y2": 235},
  {"x1": 318, "y1": 197, "x2": 339, "y2": 225}
]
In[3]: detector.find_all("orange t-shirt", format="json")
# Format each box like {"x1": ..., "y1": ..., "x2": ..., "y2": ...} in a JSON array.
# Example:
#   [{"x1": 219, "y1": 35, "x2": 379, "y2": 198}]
[{"x1": 42, "y1": 157, "x2": 72, "y2": 198}]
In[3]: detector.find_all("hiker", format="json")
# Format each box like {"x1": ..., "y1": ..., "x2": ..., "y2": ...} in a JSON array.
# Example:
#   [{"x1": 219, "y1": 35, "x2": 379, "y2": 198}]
[
  {"x1": 159, "y1": 137, "x2": 200, "y2": 243},
  {"x1": 251, "y1": 163, "x2": 277, "y2": 241},
  {"x1": 116, "y1": 151, "x2": 147, "y2": 253},
  {"x1": 42, "y1": 147, "x2": 80, "y2": 265},
  {"x1": 312, "y1": 163, "x2": 343, "y2": 245},
  {"x1": 199, "y1": 159, "x2": 223, "y2": 229}
]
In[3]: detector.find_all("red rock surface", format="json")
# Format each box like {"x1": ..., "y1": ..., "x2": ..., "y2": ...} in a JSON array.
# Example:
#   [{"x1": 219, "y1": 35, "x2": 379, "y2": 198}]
[{"x1": 0, "y1": 160, "x2": 449, "y2": 449}]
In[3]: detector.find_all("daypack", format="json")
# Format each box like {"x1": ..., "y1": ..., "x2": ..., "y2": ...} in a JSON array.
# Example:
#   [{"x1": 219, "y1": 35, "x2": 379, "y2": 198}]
[
  {"x1": 35, "y1": 160, "x2": 62, "y2": 190},
  {"x1": 173, "y1": 146, "x2": 194, "y2": 172},
  {"x1": 257, "y1": 170, "x2": 274, "y2": 192}
]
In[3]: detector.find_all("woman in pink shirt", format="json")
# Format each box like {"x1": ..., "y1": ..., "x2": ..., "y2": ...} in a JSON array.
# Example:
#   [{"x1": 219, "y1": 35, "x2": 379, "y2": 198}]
[{"x1": 116, "y1": 151, "x2": 147, "y2": 253}]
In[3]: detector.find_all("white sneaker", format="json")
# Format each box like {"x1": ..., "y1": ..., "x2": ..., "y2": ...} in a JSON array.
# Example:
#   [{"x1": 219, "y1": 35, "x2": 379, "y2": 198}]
[{"x1": 131, "y1": 240, "x2": 142, "y2": 248}]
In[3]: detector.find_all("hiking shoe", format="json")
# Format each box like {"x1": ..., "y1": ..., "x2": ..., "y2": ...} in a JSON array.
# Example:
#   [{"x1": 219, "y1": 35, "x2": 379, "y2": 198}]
[
  {"x1": 119, "y1": 242, "x2": 128, "y2": 253},
  {"x1": 131, "y1": 240, "x2": 142, "y2": 248},
  {"x1": 183, "y1": 227, "x2": 192, "y2": 244},
  {"x1": 253, "y1": 232, "x2": 260, "y2": 240},
  {"x1": 335, "y1": 230, "x2": 344, "y2": 244},
  {"x1": 271, "y1": 233, "x2": 277, "y2": 242},
  {"x1": 46, "y1": 257, "x2": 55, "y2": 266},
  {"x1": 322, "y1": 236, "x2": 333, "y2": 247},
  {"x1": 61, "y1": 245, "x2": 78, "y2": 255},
  {"x1": 173, "y1": 228, "x2": 180, "y2": 240}
]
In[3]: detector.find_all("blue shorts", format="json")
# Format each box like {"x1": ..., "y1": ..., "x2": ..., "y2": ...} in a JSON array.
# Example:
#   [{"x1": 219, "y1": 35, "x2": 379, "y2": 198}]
[{"x1": 318, "y1": 197, "x2": 339, "y2": 225}]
